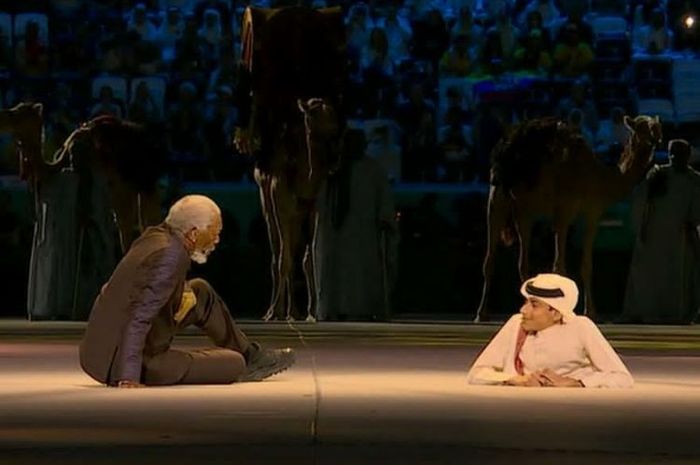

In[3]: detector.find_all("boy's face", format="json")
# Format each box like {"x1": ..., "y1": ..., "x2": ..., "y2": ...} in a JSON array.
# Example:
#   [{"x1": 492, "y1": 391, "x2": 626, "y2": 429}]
[{"x1": 520, "y1": 298, "x2": 562, "y2": 332}]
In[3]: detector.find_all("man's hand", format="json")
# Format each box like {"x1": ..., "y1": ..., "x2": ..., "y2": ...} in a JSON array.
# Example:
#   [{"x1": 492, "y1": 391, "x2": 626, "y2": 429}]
[
  {"x1": 535, "y1": 369, "x2": 584, "y2": 388},
  {"x1": 116, "y1": 380, "x2": 146, "y2": 389},
  {"x1": 504, "y1": 374, "x2": 543, "y2": 387}
]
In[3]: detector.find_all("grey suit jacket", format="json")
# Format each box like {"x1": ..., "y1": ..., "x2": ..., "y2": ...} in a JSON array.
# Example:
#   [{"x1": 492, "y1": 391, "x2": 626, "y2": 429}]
[{"x1": 79, "y1": 224, "x2": 191, "y2": 384}]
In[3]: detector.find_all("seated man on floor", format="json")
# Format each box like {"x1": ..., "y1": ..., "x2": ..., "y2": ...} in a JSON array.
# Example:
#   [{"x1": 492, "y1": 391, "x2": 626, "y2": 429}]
[
  {"x1": 467, "y1": 273, "x2": 633, "y2": 388},
  {"x1": 80, "y1": 195, "x2": 295, "y2": 388}
]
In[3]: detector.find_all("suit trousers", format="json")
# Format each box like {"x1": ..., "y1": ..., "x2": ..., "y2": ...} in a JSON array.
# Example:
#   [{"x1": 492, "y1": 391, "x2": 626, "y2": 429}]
[{"x1": 142, "y1": 278, "x2": 250, "y2": 385}]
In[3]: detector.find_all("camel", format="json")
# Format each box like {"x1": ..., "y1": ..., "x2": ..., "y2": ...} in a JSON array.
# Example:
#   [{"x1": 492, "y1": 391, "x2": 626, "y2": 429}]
[
  {"x1": 475, "y1": 115, "x2": 662, "y2": 322},
  {"x1": 63, "y1": 115, "x2": 166, "y2": 251},
  {"x1": 0, "y1": 103, "x2": 164, "y2": 252},
  {"x1": 253, "y1": 98, "x2": 340, "y2": 321},
  {"x1": 237, "y1": 5, "x2": 345, "y2": 321}
]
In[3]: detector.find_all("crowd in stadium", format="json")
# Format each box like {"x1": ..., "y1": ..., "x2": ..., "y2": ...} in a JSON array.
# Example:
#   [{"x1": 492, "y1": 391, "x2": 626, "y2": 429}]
[{"x1": 0, "y1": 0, "x2": 698, "y2": 184}]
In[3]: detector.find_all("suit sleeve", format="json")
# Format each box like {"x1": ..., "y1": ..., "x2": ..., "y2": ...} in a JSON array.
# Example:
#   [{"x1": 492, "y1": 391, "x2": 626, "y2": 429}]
[
  {"x1": 577, "y1": 317, "x2": 634, "y2": 388},
  {"x1": 116, "y1": 248, "x2": 184, "y2": 383},
  {"x1": 467, "y1": 315, "x2": 520, "y2": 385}
]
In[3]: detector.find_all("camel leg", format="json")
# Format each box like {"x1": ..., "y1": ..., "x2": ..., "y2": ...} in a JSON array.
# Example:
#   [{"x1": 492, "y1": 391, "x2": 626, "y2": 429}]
[
  {"x1": 137, "y1": 189, "x2": 162, "y2": 229},
  {"x1": 580, "y1": 214, "x2": 601, "y2": 320},
  {"x1": 553, "y1": 218, "x2": 571, "y2": 275},
  {"x1": 515, "y1": 210, "x2": 533, "y2": 283},
  {"x1": 302, "y1": 208, "x2": 318, "y2": 322},
  {"x1": 258, "y1": 177, "x2": 283, "y2": 321},
  {"x1": 285, "y1": 207, "x2": 308, "y2": 321},
  {"x1": 475, "y1": 186, "x2": 509, "y2": 322},
  {"x1": 107, "y1": 178, "x2": 140, "y2": 253},
  {"x1": 271, "y1": 180, "x2": 299, "y2": 321}
]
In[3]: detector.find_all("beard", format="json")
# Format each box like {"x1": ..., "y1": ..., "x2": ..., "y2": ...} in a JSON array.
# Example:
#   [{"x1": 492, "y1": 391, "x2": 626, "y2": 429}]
[{"x1": 191, "y1": 246, "x2": 215, "y2": 264}]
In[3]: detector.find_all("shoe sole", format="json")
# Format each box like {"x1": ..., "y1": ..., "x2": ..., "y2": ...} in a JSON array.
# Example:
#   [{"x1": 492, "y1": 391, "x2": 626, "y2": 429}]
[{"x1": 239, "y1": 353, "x2": 296, "y2": 382}]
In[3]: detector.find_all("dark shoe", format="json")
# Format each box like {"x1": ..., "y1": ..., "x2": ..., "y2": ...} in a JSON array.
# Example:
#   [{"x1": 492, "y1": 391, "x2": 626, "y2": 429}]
[{"x1": 240, "y1": 345, "x2": 296, "y2": 382}]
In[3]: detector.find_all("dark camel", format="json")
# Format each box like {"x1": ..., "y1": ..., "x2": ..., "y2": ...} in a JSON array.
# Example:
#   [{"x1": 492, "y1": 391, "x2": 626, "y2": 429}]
[
  {"x1": 0, "y1": 103, "x2": 164, "y2": 252},
  {"x1": 236, "y1": 5, "x2": 345, "y2": 321},
  {"x1": 254, "y1": 98, "x2": 340, "y2": 321},
  {"x1": 475, "y1": 115, "x2": 662, "y2": 321}
]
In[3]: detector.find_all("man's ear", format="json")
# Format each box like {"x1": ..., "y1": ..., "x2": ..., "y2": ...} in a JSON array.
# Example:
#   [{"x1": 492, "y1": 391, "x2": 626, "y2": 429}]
[
  {"x1": 184, "y1": 227, "x2": 198, "y2": 244},
  {"x1": 550, "y1": 308, "x2": 563, "y2": 323}
]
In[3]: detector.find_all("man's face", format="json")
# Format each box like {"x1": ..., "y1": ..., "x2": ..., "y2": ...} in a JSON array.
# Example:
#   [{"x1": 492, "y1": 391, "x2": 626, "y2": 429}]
[
  {"x1": 520, "y1": 298, "x2": 562, "y2": 332},
  {"x1": 190, "y1": 214, "x2": 222, "y2": 264}
]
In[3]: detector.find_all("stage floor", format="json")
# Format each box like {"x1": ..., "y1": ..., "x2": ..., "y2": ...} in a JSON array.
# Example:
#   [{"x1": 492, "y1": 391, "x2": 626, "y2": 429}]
[{"x1": 1, "y1": 320, "x2": 700, "y2": 465}]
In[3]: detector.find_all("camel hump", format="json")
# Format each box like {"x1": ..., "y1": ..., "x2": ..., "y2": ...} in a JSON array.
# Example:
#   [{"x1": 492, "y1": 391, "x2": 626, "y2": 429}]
[
  {"x1": 490, "y1": 117, "x2": 574, "y2": 191},
  {"x1": 245, "y1": 5, "x2": 345, "y2": 109},
  {"x1": 77, "y1": 116, "x2": 166, "y2": 193}
]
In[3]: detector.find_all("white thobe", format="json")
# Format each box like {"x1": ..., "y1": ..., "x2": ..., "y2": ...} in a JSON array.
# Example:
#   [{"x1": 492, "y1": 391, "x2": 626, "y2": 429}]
[{"x1": 467, "y1": 315, "x2": 634, "y2": 388}]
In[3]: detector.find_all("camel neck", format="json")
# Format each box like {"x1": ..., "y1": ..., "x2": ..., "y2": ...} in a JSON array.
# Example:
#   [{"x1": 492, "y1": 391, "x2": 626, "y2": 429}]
[{"x1": 607, "y1": 142, "x2": 654, "y2": 201}]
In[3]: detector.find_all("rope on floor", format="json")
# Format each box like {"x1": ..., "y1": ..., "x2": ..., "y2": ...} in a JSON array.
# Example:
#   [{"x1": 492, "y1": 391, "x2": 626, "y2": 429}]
[{"x1": 286, "y1": 319, "x2": 322, "y2": 453}]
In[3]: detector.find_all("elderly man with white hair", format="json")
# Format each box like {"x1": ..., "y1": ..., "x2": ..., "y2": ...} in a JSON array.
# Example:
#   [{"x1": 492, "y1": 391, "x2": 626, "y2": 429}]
[
  {"x1": 80, "y1": 195, "x2": 294, "y2": 388},
  {"x1": 467, "y1": 273, "x2": 633, "y2": 388}
]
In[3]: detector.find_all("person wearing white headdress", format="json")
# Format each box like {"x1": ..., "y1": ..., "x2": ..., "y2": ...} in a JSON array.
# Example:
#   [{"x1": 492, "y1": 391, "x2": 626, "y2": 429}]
[{"x1": 467, "y1": 273, "x2": 633, "y2": 388}]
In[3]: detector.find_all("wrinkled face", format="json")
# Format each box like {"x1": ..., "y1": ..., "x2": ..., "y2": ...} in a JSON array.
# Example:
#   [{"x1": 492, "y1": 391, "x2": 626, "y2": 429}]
[
  {"x1": 189, "y1": 214, "x2": 222, "y2": 264},
  {"x1": 520, "y1": 298, "x2": 562, "y2": 332}
]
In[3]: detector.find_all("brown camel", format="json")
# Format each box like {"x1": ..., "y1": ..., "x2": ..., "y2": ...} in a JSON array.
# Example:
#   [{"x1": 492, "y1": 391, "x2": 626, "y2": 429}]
[
  {"x1": 236, "y1": 5, "x2": 345, "y2": 321},
  {"x1": 0, "y1": 103, "x2": 164, "y2": 252},
  {"x1": 63, "y1": 115, "x2": 166, "y2": 251},
  {"x1": 254, "y1": 98, "x2": 340, "y2": 321},
  {"x1": 475, "y1": 115, "x2": 662, "y2": 322}
]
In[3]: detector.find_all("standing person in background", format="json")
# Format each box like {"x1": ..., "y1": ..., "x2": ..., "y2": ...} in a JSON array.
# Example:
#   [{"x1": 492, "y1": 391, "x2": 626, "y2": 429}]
[
  {"x1": 314, "y1": 129, "x2": 399, "y2": 321},
  {"x1": 366, "y1": 123, "x2": 402, "y2": 183},
  {"x1": 622, "y1": 139, "x2": 700, "y2": 324},
  {"x1": 396, "y1": 82, "x2": 436, "y2": 181}
]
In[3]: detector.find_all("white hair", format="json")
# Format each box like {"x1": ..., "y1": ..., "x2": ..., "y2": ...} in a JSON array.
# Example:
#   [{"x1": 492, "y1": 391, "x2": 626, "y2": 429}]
[{"x1": 165, "y1": 195, "x2": 221, "y2": 233}]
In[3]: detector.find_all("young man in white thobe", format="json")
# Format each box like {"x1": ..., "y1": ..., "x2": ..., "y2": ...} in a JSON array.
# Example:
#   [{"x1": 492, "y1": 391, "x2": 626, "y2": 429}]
[{"x1": 467, "y1": 273, "x2": 633, "y2": 388}]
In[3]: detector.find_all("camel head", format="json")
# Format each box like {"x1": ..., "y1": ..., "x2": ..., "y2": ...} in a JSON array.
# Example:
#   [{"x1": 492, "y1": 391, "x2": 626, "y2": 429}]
[
  {"x1": 298, "y1": 97, "x2": 342, "y2": 176},
  {"x1": 0, "y1": 102, "x2": 45, "y2": 184},
  {"x1": 623, "y1": 114, "x2": 662, "y2": 146},
  {"x1": 621, "y1": 114, "x2": 662, "y2": 172}
]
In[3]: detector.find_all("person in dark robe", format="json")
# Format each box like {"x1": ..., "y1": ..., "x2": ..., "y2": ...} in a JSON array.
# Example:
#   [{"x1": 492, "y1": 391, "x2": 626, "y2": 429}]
[
  {"x1": 313, "y1": 129, "x2": 399, "y2": 321},
  {"x1": 622, "y1": 139, "x2": 700, "y2": 324},
  {"x1": 80, "y1": 195, "x2": 295, "y2": 387}
]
